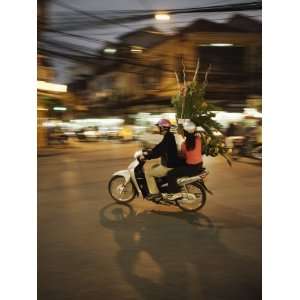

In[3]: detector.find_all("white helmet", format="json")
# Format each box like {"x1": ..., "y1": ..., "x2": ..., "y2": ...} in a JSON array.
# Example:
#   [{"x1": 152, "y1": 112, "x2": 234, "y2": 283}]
[{"x1": 183, "y1": 120, "x2": 196, "y2": 133}]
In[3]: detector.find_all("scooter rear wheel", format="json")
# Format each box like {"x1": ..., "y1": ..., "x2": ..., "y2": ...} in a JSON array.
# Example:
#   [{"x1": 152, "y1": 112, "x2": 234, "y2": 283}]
[
  {"x1": 108, "y1": 175, "x2": 136, "y2": 203},
  {"x1": 176, "y1": 182, "x2": 206, "y2": 212}
]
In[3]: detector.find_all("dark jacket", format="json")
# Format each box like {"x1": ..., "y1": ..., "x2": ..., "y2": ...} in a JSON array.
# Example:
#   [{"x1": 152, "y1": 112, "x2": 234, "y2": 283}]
[{"x1": 146, "y1": 132, "x2": 182, "y2": 168}]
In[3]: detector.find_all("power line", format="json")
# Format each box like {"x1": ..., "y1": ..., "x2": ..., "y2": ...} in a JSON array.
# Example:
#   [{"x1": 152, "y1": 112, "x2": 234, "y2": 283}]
[
  {"x1": 41, "y1": 12, "x2": 261, "y2": 59},
  {"x1": 41, "y1": 1, "x2": 262, "y2": 82},
  {"x1": 40, "y1": 11, "x2": 261, "y2": 69},
  {"x1": 44, "y1": 13, "x2": 261, "y2": 39},
  {"x1": 51, "y1": 0, "x2": 135, "y2": 31},
  {"x1": 51, "y1": 1, "x2": 262, "y2": 17},
  {"x1": 48, "y1": 1, "x2": 261, "y2": 32}
]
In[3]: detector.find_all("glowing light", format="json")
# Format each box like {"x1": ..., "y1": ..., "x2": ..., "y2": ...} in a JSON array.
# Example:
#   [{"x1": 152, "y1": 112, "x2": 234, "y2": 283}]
[
  {"x1": 104, "y1": 48, "x2": 117, "y2": 54},
  {"x1": 70, "y1": 118, "x2": 124, "y2": 127},
  {"x1": 53, "y1": 107, "x2": 67, "y2": 111},
  {"x1": 212, "y1": 111, "x2": 244, "y2": 128},
  {"x1": 161, "y1": 113, "x2": 176, "y2": 120},
  {"x1": 37, "y1": 107, "x2": 48, "y2": 111},
  {"x1": 42, "y1": 121, "x2": 57, "y2": 127},
  {"x1": 209, "y1": 43, "x2": 234, "y2": 47},
  {"x1": 130, "y1": 48, "x2": 143, "y2": 53},
  {"x1": 37, "y1": 81, "x2": 67, "y2": 92},
  {"x1": 155, "y1": 13, "x2": 170, "y2": 21},
  {"x1": 96, "y1": 92, "x2": 109, "y2": 97},
  {"x1": 83, "y1": 131, "x2": 98, "y2": 137},
  {"x1": 244, "y1": 108, "x2": 262, "y2": 118}
]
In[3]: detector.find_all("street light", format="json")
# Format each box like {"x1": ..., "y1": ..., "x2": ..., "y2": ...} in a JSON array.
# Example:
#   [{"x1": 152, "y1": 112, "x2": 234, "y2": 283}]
[
  {"x1": 104, "y1": 48, "x2": 117, "y2": 54},
  {"x1": 53, "y1": 107, "x2": 67, "y2": 111},
  {"x1": 155, "y1": 12, "x2": 170, "y2": 21},
  {"x1": 130, "y1": 46, "x2": 143, "y2": 53}
]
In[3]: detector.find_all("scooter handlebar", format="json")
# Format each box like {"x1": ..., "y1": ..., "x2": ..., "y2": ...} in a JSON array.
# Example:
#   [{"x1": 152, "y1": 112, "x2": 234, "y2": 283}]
[{"x1": 141, "y1": 148, "x2": 152, "y2": 158}]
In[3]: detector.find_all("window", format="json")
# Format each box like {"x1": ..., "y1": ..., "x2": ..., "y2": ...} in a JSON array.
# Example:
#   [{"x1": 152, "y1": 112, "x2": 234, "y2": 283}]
[
  {"x1": 198, "y1": 45, "x2": 246, "y2": 84},
  {"x1": 140, "y1": 62, "x2": 162, "y2": 90},
  {"x1": 199, "y1": 46, "x2": 245, "y2": 74}
]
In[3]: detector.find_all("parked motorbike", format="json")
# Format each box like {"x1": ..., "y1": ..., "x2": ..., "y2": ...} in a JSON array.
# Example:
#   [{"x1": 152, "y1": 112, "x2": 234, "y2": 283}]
[
  {"x1": 108, "y1": 149, "x2": 212, "y2": 212},
  {"x1": 231, "y1": 137, "x2": 262, "y2": 160},
  {"x1": 47, "y1": 127, "x2": 68, "y2": 145}
]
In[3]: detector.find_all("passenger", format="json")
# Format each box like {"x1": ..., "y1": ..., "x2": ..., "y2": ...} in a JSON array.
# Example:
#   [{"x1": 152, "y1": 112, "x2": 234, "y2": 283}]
[{"x1": 167, "y1": 120, "x2": 203, "y2": 201}]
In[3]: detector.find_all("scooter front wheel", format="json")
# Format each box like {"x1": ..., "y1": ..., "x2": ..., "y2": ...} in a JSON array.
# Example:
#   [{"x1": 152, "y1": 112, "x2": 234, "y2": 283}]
[{"x1": 108, "y1": 175, "x2": 136, "y2": 203}]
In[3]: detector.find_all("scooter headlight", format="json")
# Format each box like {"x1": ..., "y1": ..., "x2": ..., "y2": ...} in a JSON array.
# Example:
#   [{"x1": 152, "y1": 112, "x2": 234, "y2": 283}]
[{"x1": 134, "y1": 150, "x2": 143, "y2": 159}]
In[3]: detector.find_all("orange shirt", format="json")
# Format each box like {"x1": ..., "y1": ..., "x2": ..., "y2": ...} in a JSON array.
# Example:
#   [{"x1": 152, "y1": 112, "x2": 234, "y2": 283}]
[{"x1": 181, "y1": 136, "x2": 202, "y2": 165}]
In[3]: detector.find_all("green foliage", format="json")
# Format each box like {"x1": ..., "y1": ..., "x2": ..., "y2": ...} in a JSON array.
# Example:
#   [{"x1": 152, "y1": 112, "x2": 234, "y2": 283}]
[{"x1": 172, "y1": 80, "x2": 231, "y2": 165}]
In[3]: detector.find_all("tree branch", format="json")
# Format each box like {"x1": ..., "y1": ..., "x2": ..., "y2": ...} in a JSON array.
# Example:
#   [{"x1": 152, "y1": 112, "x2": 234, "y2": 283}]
[{"x1": 193, "y1": 58, "x2": 200, "y2": 82}]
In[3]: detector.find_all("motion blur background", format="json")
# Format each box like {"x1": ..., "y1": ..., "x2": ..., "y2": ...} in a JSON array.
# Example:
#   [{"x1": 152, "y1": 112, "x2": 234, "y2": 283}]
[
  {"x1": 37, "y1": 0, "x2": 261, "y2": 149},
  {"x1": 37, "y1": 1, "x2": 262, "y2": 300}
]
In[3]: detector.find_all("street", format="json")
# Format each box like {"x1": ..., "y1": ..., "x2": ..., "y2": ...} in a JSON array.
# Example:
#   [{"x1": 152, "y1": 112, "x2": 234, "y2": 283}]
[{"x1": 38, "y1": 141, "x2": 261, "y2": 300}]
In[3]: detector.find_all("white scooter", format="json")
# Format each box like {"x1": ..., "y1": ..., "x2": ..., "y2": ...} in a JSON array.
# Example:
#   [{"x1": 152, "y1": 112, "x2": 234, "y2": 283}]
[{"x1": 108, "y1": 149, "x2": 212, "y2": 212}]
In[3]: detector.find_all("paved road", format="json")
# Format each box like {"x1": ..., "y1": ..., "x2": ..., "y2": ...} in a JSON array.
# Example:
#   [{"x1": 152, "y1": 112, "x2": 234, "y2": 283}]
[{"x1": 38, "y1": 141, "x2": 261, "y2": 300}]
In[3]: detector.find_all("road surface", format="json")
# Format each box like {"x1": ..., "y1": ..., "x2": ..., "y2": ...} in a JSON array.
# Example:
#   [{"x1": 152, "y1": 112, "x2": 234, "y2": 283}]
[{"x1": 38, "y1": 141, "x2": 261, "y2": 300}]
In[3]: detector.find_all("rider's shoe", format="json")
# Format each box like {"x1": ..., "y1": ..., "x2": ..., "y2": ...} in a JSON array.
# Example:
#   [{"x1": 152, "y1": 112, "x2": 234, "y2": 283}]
[
  {"x1": 167, "y1": 193, "x2": 182, "y2": 201},
  {"x1": 146, "y1": 194, "x2": 162, "y2": 202}
]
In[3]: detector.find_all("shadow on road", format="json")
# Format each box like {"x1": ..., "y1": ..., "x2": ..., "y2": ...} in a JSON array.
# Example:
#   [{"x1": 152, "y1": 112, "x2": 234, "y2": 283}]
[{"x1": 99, "y1": 203, "x2": 261, "y2": 300}]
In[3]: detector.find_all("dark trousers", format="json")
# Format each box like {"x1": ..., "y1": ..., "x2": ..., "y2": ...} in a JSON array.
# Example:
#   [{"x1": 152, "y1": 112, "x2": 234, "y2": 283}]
[{"x1": 167, "y1": 163, "x2": 203, "y2": 193}]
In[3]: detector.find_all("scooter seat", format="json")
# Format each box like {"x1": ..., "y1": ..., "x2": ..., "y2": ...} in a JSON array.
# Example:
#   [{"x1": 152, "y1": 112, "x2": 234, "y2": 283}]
[{"x1": 177, "y1": 170, "x2": 208, "y2": 185}]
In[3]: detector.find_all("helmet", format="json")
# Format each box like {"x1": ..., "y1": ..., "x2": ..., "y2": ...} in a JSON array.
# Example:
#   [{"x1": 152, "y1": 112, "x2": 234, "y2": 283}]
[
  {"x1": 183, "y1": 120, "x2": 196, "y2": 133},
  {"x1": 156, "y1": 119, "x2": 172, "y2": 129}
]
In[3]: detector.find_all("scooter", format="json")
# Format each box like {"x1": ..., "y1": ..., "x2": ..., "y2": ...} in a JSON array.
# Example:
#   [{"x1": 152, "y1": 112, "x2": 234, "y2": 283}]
[
  {"x1": 231, "y1": 137, "x2": 262, "y2": 161},
  {"x1": 108, "y1": 149, "x2": 212, "y2": 212}
]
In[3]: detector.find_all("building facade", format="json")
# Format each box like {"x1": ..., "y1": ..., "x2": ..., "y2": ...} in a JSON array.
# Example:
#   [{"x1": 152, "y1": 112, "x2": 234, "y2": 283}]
[{"x1": 71, "y1": 15, "x2": 261, "y2": 114}]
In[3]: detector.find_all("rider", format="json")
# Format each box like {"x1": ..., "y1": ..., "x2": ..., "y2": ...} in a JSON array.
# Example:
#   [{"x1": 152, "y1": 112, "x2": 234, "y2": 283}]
[
  {"x1": 142, "y1": 119, "x2": 182, "y2": 200},
  {"x1": 167, "y1": 120, "x2": 203, "y2": 200}
]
